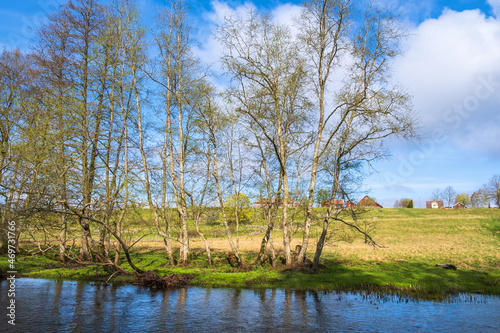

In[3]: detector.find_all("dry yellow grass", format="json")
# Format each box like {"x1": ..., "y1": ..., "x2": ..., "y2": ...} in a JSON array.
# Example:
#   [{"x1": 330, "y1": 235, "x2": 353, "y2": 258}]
[
  {"x1": 134, "y1": 208, "x2": 499, "y2": 268},
  {"x1": 21, "y1": 208, "x2": 498, "y2": 269}
]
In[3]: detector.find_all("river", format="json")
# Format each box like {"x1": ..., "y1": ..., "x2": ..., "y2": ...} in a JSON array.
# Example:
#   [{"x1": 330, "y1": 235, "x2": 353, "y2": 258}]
[{"x1": 1, "y1": 278, "x2": 499, "y2": 332}]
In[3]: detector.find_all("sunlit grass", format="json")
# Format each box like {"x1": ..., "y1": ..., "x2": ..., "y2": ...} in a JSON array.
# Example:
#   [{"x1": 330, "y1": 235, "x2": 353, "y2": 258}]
[
  {"x1": 2, "y1": 208, "x2": 499, "y2": 299},
  {"x1": 129, "y1": 208, "x2": 499, "y2": 269}
]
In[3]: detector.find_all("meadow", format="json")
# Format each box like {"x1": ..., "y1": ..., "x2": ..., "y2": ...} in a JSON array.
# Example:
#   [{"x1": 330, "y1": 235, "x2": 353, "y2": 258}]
[{"x1": 2, "y1": 208, "x2": 499, "y2": 300}]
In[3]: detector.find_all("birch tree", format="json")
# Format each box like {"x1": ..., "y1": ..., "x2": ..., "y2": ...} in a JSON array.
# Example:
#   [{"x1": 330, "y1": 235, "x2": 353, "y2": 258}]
[
  {"x1": 55, "y1": 0, "x2": 109, "y2": 261},
  {"x1": 153, "y1": 0, "x2": 209, "y2": 263},
  {"x1": 0, "y1": 50, "x2": 34, "y2": 253},
  {"x1": 296, "y1": 0, "x2": 414, "y2": 269},
  {"x1": 484, "y1": 174, "x2": 500, "y2": 208},
  {"x1": 219, "y1": 9, "x2": 311, "y2": 265},
  {"x1": 33, "y1": 11, "x2": 75, "y2": 260},
  {"x1": 198, "y1": 87, "x2": 241, "y2": 263}
]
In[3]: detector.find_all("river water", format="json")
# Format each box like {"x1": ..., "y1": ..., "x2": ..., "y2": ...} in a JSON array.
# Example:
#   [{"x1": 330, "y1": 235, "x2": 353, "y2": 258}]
[{"x1": 1, "y1": 278, "x2": 499, "y2": 332}]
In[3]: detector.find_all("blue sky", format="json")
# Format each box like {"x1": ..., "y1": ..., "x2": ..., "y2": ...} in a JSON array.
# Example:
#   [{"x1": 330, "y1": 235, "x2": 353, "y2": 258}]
[{"x1": 1, "y1": 0, "x2": 499, "y2": 207}]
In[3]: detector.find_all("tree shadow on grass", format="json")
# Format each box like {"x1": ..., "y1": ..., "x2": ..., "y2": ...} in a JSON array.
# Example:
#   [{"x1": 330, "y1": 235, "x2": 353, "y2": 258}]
[
  {"x1": 306, "y1": 259, "x2": 500, "y2": 300},
  {"x1": 482, "y1": 217, "x2": 500, "y2": 241}
]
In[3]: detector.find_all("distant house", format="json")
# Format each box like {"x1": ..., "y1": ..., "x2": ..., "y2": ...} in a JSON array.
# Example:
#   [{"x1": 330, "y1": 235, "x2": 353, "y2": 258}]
[
  {"x1": 453, "y1": 202, "x2": 468, "y2": 209},
  {"x1": 357, "y1": 196, "x2": 383, "y2": 208},
  {"x1": 320, "y1": 200, "x2": 344, "y2": 208},
  {"x1": 345, "y1": 200, "x2": 356, "y2": 208},
  {"x1": 254, "y1": 199, "x2": 289, "y2": 209},
  {"x1": 254, "y1": 199, "x2": 274, "y2": 209},
  {"x1": 426, "y1": 200, "x2": 444, "y2": 209}
]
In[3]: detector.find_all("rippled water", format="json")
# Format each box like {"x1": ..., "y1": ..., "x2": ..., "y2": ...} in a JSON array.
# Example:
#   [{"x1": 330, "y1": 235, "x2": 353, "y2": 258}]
[{"x1": 1, "y1": 278, "x2": 499, "y2": 332}]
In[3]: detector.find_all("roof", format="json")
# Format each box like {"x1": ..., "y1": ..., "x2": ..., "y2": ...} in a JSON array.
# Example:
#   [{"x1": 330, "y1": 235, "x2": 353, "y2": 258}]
[
  {"x1": 254, "y1": 198, "x2": 286, "y2": 208},
  {"x1": 320, "y1": 200, "x2": 344, "y2": 207},
  {"x1": 357, "y1": 195, "x2": 383, "y2": 208},
  {"x1": 426, "y1": 200, "x2": 444, "y2": 209},
  {"x1": 254, "y1": 199, "x2": 278, "y2": 204},
  {"x1": 453, "y1": 202, "x2": 468, "y2": 209}
]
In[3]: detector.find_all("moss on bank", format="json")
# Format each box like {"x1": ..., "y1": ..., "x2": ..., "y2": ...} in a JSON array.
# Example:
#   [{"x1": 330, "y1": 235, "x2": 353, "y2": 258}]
[
  {"x1": 1, "y1": 250, "x2": 498, "y2": 301},
  {"x1": 2, "y1": 208, "x2": 498, "y2": 300}
]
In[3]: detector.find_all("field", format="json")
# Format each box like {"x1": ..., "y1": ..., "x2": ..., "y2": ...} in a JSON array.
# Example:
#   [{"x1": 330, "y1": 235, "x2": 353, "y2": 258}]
[{"x1": 1, "y1": 208, "x2": 499, "y2": 300}]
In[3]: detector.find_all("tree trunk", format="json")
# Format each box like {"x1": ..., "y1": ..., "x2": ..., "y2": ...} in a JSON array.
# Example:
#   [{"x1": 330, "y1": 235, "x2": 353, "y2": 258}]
[
  {"x1": 59, "y1": 213, "x2": 66, "y2": 262},
  {"x1": 282, "y1": 171, "x2": 292, "y2": 265},
  {"x1": 79, "y1": 217, "x2": 92, "y2": 261},
  {"x1": 211, "y1": 137, "x2": 240, "y2": 262},
  {"x1": 194, "y1": 216, "x2": 212, "y2": 265},
  {"x1": 312, "y1": 219, "x2": 329, "y2": 272}
]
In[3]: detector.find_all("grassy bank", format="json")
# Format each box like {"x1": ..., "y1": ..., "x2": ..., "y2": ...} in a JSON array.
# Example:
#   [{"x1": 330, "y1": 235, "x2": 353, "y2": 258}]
[{"x1": 1, "y1": 208, "x2": 499, "y2": 300}]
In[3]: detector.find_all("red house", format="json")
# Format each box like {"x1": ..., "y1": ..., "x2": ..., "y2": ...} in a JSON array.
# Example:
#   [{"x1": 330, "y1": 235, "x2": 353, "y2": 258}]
[
  {"x1": 357, "y1": 196, "x2": 383, "y2": 208},
  {"x1": 254, "y1": 199, "x2": 277, "y2": 209},
  {"x1": 453, "y1": 202, "x2": 468, "y2": 209},
  {"x1": 320, "y1": 200, "x2": 344, "y2": 208},
  {"x1": 345, "y1": 200, "x2": 356, "y2": 208}
]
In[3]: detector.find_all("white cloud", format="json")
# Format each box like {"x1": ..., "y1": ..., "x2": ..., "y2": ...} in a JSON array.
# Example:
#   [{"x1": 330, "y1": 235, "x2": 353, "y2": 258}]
[
  {"x1": 193, "y1": 1, "x2": 260, "y2": 71},
  {"x1": 271, "y1": 3, "x2": 302, "y2": 36},
  {"x1": 380, "y1": 0, "x2": 434, "y2": 24},
  {"x1": 394, "y1": 8, "x2": 500, "y2": 158},
  {"x1": 488, "y1": 0, "x2": 500, "y2": 17},
  {"x1": 194, "y1": 1, "x2": 303, "y2": 73},
  {"x1": 207, "y1": 0, "x2": 255, "y2": 23}
]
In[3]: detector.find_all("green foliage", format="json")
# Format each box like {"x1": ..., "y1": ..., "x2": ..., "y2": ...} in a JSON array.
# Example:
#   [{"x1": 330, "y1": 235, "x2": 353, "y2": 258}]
[
  {"x1": 471, "y1": 189, "x2": 489, "y2": 208},
  {"x1": 315, "y1": 189, "x2": 330, "y2": 206},
  {"x1": 3, "y1": 208, "x2": 499, "y2": 299},
  {"x1": 455, "y1": 193, "x2": 471, "y2": 207},
  {"x1": 224, "y1": 193, "x2": 252, "y2": 224},
  {"x1": 484, "y1": 174, "x2": 500, "y2": 207},
  {"x1": 394, "y1": 198, "x2": 413, "y2": 208},
  {"x1": 205, "y1": 209, "x2": 220, "y2": 226}
]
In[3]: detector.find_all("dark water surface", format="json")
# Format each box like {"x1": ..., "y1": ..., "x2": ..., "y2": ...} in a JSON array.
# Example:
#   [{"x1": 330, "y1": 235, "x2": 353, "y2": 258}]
[{"x1": 1, "y1": 278, "x2": 499, "y2": 332}]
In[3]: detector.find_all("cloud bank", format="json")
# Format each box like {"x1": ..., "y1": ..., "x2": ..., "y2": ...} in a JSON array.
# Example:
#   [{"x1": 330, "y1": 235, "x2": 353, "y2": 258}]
[
  {"x1": 488, "y1": 0, "x2": 500, "y2": 16},
  {"x1": 394, "y1": 8, "x2": 500, "y2": 159}
]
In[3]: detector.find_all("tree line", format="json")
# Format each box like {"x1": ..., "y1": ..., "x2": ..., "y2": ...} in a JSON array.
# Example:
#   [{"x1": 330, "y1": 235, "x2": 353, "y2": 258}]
[
  {"x1": 393, "y1": 175, "x2": 500, "y2": 209},
  {"x1": 0, "y1": 0, "x2": 414, "y2": 273},
  {"x1": 431, "y1": 176, "x2": 500, "y2": 208}
]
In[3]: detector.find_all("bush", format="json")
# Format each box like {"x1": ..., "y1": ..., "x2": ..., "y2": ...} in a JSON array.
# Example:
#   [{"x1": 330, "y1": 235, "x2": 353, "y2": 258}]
[
  {"x1": 205, "y1": 210, "x2": 220, "y2": 226},
  {"x1": 394, "y1": 198, "x2": 413, "y2": 208},
  {"x1": 225, "y1": 193, "x2": 252, "y2": 224}
]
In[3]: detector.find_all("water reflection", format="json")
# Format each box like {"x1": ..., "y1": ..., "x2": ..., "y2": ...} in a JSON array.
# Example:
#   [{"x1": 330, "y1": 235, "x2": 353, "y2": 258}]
[{"x1": 0, "y1": 278, "x2": 499, "y2": 332}]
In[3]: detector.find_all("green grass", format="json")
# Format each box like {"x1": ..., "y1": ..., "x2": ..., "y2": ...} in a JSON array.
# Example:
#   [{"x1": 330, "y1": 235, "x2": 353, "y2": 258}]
[
  {"x1": 5, "y1": 250, "x2": 497, "y2": 300},
  {"x1": 1, "y1": 208, "x2": 499, "y2": 300}
]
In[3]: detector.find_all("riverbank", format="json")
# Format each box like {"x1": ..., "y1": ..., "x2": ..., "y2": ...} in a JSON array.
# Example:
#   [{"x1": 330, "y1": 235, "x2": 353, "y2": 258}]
[
  {"x1": 1, "y1": 249, "x2": 499, "y2": 300},
  {"x1": 1, "y1": 208, "x2": 499, "y2": 300},
  {"x1": 3, "y1": 278, "x2": 499, "y2": 332}
]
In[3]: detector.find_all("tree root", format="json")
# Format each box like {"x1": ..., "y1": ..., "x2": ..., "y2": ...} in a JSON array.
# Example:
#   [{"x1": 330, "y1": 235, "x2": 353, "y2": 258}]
[{"x1": 133, "y1": 270, "x2": 195, "y2": 289}]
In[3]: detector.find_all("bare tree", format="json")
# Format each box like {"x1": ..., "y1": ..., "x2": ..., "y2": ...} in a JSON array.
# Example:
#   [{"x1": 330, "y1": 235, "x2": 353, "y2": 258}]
[
  {"x1": 442, "y1": 186, "x2": 456, "y2": 208},
  {"x1": 33, "y1": 11, "x2": 75, "y2": 261},
  {"x1": 102, "y1": 0, "x2": 148, "y2": 266},
  {"x1": 32, "y1": 0, "x2": 135, "y2": 264},
  {"x1": 296, "y1": 0, "x2": 414, "y2": 269},
  {"x1": 295, "y1": 0, "x2": 351, "y2": 264},
  {"x1": 38, "y1": 0, "x2": 111, "y2": 262},
  {"x1": 484, "y1": 174, "x2": 500, "y2": 207},
  {"x1": 471, "y1": 188, "x2": 489, "y2": 208},
  {"x1": 218, "y1": 9, "x2": 311, "y2": 265},
  {"x1": 394, "y1": 198, "x2": 412, "y2": 208},
  {"x1": 250, "y1": 125, "x2": 280, "y2": 267},
  {"x1": 431, "y1": 188, "x2": 443, "y2": 201},
  {"x1": 153, "y1": 0, "x2": 217, "y2": 263},
  {"x1": 0, "y1": 50, "x2": 35, "y2": 253}
]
